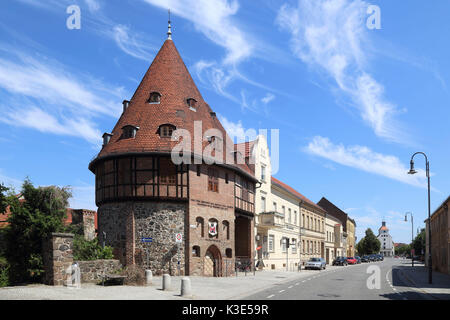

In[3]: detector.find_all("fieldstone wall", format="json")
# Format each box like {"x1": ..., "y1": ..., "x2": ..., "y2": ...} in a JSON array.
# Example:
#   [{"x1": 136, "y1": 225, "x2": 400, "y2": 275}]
[
  {"x1": 42, "y1": 233, "x2": 74, "y2": 286},
  {"x1": 76, "y1": 259, "x2": 122, "y2": 283},
  {"x1": 134, "y1": 201, "x2": 186, "y2": 275},
  {"x1": 97, "y1": 202, "x2": 128, "y2": 265},
  {"x1": 98, "y1": 201, "x2": 186, "y2": 275}
]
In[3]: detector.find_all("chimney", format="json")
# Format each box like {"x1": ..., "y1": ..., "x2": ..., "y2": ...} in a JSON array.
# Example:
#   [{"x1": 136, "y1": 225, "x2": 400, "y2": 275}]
[{"x1": 122, "y1": 100, "x2": 130, "y2": 113}]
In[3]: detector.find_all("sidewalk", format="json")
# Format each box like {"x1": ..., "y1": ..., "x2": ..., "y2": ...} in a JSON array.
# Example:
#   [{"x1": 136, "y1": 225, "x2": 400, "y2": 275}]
[
  {"x1": 0, "y1": 267, "x2": 334, "y2": 300},
  {"x1": 395, "y1": 261, "x2": 450, "y2": 300}
]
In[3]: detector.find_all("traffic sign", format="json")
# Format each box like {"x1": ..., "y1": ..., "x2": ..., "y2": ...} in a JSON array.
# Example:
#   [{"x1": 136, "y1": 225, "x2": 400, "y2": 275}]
[
  {"x1": 141, "y1": 237, "x2": 153, "y2": 243},
  {"x1": 175, "y1": 233, "x2": 183, "y2": 243}
]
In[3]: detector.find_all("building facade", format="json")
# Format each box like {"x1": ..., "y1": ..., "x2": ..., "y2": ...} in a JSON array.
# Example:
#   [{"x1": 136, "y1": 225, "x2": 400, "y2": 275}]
[
  {"x1": 88, "y1": 32, "x2": 256, "y2": 277},
  {"x1": 377, "y1": 221, "x2": 394, "y2": 257},
  {"x1": 317, "y1": 197, "x2": 356, "y2": 258},
  {"x1": 247, "y1": 135, "x2": 326, "y2": 270},
  {"x1": 425, "y1": 196, "x2": 450, "y2": 275},
  {"x1": 325, "y1": 214, "x2": 345, "y2": 264},
  {"x1": 346, "y1": 218, "x2": 356, "y2": 257}
]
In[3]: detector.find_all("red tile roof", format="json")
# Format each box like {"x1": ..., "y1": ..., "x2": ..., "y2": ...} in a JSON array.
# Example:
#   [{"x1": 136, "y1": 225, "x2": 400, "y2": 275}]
[
  {"x1": 271, "y1": 177, "x2": 324, "y2": 212},
  {"x1": 89, "y1": 39, "x2": 254, "y2": 178}
]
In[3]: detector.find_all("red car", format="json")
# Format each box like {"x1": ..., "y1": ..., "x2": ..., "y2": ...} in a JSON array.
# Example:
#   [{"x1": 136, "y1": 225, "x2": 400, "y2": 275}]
[{"x1": 347, "y1": 257, "x2": 357, "y2": 265}]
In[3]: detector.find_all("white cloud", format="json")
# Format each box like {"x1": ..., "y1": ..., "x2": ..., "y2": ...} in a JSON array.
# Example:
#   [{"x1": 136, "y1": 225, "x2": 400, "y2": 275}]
[
  {"x1": 84, "y1": 0, "x2": 100, "y2": 12},
  {"x1": 218, "y1": 115, "x2": 257, "y2": 142},
  {"x1": 304, "y1": 136, "x2": 428, "y2": 188},
  {"x1": 110, "y1": 25, "x2": 155, "y2": 62},
  {"x1": 0, "y1": 47, "x2": 125, "y2": 145},
  {"x1": 261, "y1": 93, "x2": 275, "y2": 105},
  {"x1": 276, "y1": 0, "x2": 408, "y2": 144},
  {"x1": 143, "y1": 0, "x2": 252, "y2": 65}
]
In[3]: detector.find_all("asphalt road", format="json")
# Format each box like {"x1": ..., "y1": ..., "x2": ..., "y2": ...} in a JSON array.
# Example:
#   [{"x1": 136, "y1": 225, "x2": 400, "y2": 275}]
[{"x1": 242, "y1": 259, "x2": 428, "y2": 300}]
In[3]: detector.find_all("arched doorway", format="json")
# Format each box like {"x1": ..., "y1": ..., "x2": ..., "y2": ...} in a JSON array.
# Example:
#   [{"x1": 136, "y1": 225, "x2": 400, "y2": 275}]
[{"x1": 204, "y1": 245, "x2": 222, "y2": 277}]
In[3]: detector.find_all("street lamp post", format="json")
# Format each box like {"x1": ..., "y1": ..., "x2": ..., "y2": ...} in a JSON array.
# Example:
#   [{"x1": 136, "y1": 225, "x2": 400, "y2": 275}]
[
  {"x1": 407, "y1": 152, "x2": 432, "y2": 284},
  {"x1": 404, "y1": 212, "x2": 414, "y2": 267}
]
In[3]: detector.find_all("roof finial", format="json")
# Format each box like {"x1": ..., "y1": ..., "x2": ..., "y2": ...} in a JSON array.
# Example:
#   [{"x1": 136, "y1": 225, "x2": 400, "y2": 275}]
[{"x1": 167, "y1": 9, "x2": 172, "y2": 40}]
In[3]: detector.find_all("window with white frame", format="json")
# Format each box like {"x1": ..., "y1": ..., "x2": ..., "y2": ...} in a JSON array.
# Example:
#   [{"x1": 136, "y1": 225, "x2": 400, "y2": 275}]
[
  {"x1": 261, "y1": 165, "x2": 266, "y2": 182},
  {"x1": 268, "y1": 234, "x2": 274, "y2": 252},
  {"x1": 291, "y1": 239, "x2": 297, "y2": 253},
  {"x1": 281, "y1": 238, "x2": 287, "y2": 253},
  {"x1": 288, "y1": 208, "x2": 291, "y2": 224},
  {"x1": 273, "y1": 202, "x2": 277, "y2": 212},
  {"x1": 261, "y1": 196, "x2": 266, "y2": 212}
]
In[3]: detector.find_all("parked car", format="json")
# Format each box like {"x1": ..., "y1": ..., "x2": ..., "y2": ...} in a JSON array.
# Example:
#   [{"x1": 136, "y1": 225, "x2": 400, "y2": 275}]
[
  {"x1": 355, "y1": 256, "x2": 361, "y2": 264},
  {"x1": 368, "y1": 254, "x2": 377, "y2": 262},
  {"x1": 333, "y1": 256, "x2": 348, "y2": 266},
  {"x1": 304, "y1": 257, "x2": 326, "y2": 270},
  {"x1": 347, "y1": 257, "x2": 357, "y2": 264},
  {"x1": 378, "y1": 254, "x2": 384, "y2": 261},
  {"x1": 361, "y1": 255, "x2": 370, "y2": 262}
]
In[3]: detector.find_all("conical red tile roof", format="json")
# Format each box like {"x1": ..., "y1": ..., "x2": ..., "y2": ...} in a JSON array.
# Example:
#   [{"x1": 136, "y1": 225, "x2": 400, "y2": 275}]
[{"x1": 89, "y1": 39, "x2": 254, "y2": 178}]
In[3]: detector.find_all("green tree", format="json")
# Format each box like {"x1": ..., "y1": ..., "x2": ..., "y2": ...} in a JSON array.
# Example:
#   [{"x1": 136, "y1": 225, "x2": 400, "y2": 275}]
[
  {"x1": 4, "y1": 179, "x2": 71, "y2": 284},
  {"x1": 412, "y1": 228, "x2": 426, "y2": 257},
  {"x1": 0, "y1": 183, "x2": 8, "y2": 214},
  {"x1": 362, "y1": 228, "x2": 381, "y2": 254},
  {"x1": 395, "y1": 244, "x2": 410, "y2": 256},
  {"x1": 356, "y1": 238, "x2": 366, "y2": 255}
]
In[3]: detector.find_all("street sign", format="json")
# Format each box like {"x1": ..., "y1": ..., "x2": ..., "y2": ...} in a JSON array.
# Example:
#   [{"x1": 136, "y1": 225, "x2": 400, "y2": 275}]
[
  {"x1": 141, "y1": 237, "x2": 153, "y2": 243},
  {"x1": 175, "y1": 233, "x2": 183, "y2": 243}
]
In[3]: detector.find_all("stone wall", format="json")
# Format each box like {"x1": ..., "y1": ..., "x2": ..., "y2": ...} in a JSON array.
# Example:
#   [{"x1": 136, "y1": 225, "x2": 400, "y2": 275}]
[
  {"x1": 70, "y1": 209, "x2": 97, "y2": 241},
  {"x1": 76, "y1": 259, "x2": 122, "y2": 283},
  {"x1": 97, "y1": 202, "x2": 128, "y2": 265},
  {"x1": 42, "y1": 233, "x2": 74, "y2": 286},
  {"x1": 134, "y1": 201, "x2": 186, "y2": 275},
  {"x1": 98, "y1": 201, "x2": 186, "y2": 275}
]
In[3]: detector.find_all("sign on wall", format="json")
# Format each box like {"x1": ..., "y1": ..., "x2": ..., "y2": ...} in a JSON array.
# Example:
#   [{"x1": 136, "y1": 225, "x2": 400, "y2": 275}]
[
  {"x1": 208, "y1": 221, "x2": 217, "y2": 236},
  {"x1": 175, "y1": 233, "x2": 183, "y2": 243}
]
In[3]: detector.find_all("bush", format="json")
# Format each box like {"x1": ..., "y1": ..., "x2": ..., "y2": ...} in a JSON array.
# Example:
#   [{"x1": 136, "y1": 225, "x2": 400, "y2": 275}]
[
  {"x1": 73, "y1": 235, "x2": 114, "y2": 261},
  {"x1": 0, "y1": 257, "x2": 9, "y2": 287}
]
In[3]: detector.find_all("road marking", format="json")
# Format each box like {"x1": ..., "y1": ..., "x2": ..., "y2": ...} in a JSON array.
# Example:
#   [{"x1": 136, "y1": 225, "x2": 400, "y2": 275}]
[
  {"x1": 279, "y1": 290, "x2": 285, "y2": 293},
  {"x1": 267, "y1": 294, "x2": 275, "y2": 299}
]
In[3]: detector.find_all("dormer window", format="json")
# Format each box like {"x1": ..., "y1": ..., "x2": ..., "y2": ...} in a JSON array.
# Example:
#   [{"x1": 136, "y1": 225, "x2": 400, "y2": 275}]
[
  {"x1": 157, "y1": 124, "x2": 176, "y2": 138},
  {"x1": 187, "y1": 98, "x2": 197, "y2": 111},
  {"x1": 102, "y1": 133, "x2": 113, "y2": 146},
  {"x1": 147, "y1": 92, "x2": 161, "y2": 104},
  {"x1": 122, "y1": 125, "x2": 139, "y2": 139},
  {"x1": 207, "y1": 135, "x2": 221, "y2": 144}
]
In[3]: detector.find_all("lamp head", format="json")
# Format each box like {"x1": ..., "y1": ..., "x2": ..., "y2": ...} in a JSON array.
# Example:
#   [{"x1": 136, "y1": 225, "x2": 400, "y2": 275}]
[{"x1": 408, "y1": 160, "x2": 417, "y2": 175}]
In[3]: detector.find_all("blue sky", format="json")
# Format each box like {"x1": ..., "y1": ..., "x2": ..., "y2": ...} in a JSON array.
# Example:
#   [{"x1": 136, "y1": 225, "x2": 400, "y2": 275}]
[{"x1": 0, "y1": 0, "x2": 449, "y2": 244}]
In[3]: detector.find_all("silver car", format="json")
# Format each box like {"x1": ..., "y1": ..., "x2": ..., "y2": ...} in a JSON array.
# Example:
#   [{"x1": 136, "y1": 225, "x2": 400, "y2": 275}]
[{"x1": 304, "y1": 257, "x2": 326, "y2": 270}]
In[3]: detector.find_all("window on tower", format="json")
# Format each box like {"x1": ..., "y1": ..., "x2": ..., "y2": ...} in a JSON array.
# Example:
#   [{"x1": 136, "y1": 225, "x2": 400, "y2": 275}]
[
  {"x1": 148, "y1": 92, "x2": 161, "y2": 104},
  {"x1": 158, "y1": 124, "x2": 176, "y2": 138},
  {"x1": 187, "y1": 98, "x2": 197, "y2": 110},
  {"x1": 122, "y1": 125, "x2": 139, "y2": 139}
]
